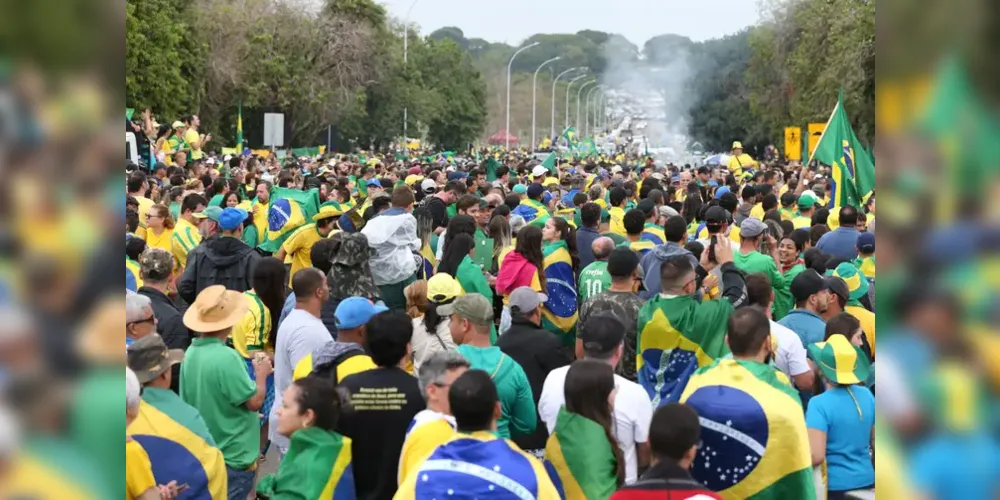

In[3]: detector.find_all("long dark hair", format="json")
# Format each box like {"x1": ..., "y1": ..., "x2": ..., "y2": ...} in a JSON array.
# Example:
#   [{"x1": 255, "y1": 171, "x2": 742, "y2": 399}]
[
  {"x1": 441, "y1": 214, "x2": 476, "y2": 256},
  {"x1": 252, "y1": 257, "x2": 287, "y2": 348},
  {"x1": 550, "y1": 216, "x2": 579, "y2": 272},
  {"x1": 682, "y1": 192, "x2": 703, "y2": 225},
  {"x1": 293, "y1": 376, "x2": 344, "y2": 431},
  {"x1": 515, "y1": 225, "x2": 546, "y2": 290},
  {"x1": 564, "y1": 360, "x2": 625, "y2": 486},
  {"x1": 438, "y1": 233, "x2": 475, "y2": 277},
  {"x1": 423, "y1": 301, "x2": 452, "y2": 334}
]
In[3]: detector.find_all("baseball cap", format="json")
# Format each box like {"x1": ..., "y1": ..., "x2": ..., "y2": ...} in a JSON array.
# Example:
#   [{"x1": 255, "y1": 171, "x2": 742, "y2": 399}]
[
  {"x1": 670, "y1": 175, "x2": 681, "y2": 184},
  {"x1": 732, "y1": 141, "x2": 743, "y2": 149},
  {"x1": 366, "y1": 177, "x2": 382, "y2": 187},
  {"x1": 442, "y1": 294, "x2": 493, "y2": 326},
  {"x1": 193, "y1": 205, "x2": 224, "y2": 222},
  {"x1": 780, "y1": 192, "x2": 797, "y2": 207},
  {"x1": 606, "y1": 247, "x2": 639, "y2": 278},
  {"x1": 508, "y1": 287, "x2": 548, "y2": 313},
  {"x1": 739, "y1": 217, "x2": 767, "y2": 238},
  {"x1": 427, "y1": 273, "x2": 464, "y2": 303},
  {"x1": 826, "y1": 276, "x2": 850, "y2": 302},
  {"x1": 798, "y1": 193, "x2": 817, "y2": 209},
  {"x1": 172, "y1": 121, "x2": 185, "y2": 129},
  {"x1": 139, "y1": 247, "x2": 174, "y2": 281},
  {"x1": 335, "y1": 297, "x2": 388, "y2": 330},
  {"x1": 857, "y1": 232, "x2": 874, "y2": 253},
  {"x1": 512, "y1": 184, "x2": 528, "y2": 195},
  {"x1": 579, "y1": 314, "x2": 626, "y2": 355},
  {"x1": 127, "y1": 333, "x2": 185, "y2": 384},
  {"x1": 217, "y1": 207, "x2": 248, "y2": 231},
  {"x1": 789, "y1": 269, "x2": 830, "y2": 302},
  {"x1": 657, "y1": 205, "x2": 679, "y2": 218},
  {"x1": 714, "y1": 186, "x2": 731, "y2": 199},
  {"x1": 637, "y1": 198, "x2": 656, "y2": 216},
  {"x1": 610, "y1": 165, "x2": 623, "y2": 174},
  {"x1": 532, "y1": 165, "x2": 549, "y2": 177},
  {"x1": 408, "y1": 166, "x2": 423, "y2": 175},
  {"x1": 704, "y1": 206, "x2": 730, "y2": 228},
  {"x1": 526, "y1": 183, "x2": 545, "y2": 199},
  {"x1": 650, "y1": 172, "x2": 665, "y2": 181},
  {"x1": 447, "y1": 171, "x2": 469, "y2": 182},
  {"x1": 421, "y1": 178, "x2": 437, "y2": 194}
]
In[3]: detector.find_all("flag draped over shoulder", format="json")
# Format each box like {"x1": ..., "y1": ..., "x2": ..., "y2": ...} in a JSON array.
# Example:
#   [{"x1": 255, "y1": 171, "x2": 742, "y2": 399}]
[
  {"x1": 680, "y1": 359, "x2": 814, "y2": 500},
  {"x1": 511, "y1": 199, "x2": 551, "y2": 227},
  {"x1": 127, "y1": 402, "x2": 227, "y2": 500},
  {"x1": 259, "y1": 187, "x2": 320, "y2": 252},
  {"x1": 636, "y1": 295, "x2": 732, "y2": 405},
  {"x1": 540, "y1": 240, "x2": 578, "y2": 343},
  {"x1": 544, "y1": 408, "x2": 619, "y2": 500},
  {"x1": 395, "y1": 432, "x2": 560, "y2": 500},
  {"x1": 256, "y1": 427, "x2": 355, "y2": 500},
  {"x1": 811, "y1": 91, "x2": 875, "y2": 209}
]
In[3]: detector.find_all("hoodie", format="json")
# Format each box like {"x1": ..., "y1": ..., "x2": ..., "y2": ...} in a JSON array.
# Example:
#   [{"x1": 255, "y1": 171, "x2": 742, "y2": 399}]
[
  {"x1": 778, "y1": 308, "x2": 828, "y2": 347},
  {"x1": 734, "y1": 202, "x2": 753, "y2": 226},
  {"x1": 456, "y1": 344, "x2": 537, "y2": 439},
  {"x1": 178, "y1": 236, "x2": 260, "y2": 304},
  {"x1": 638, "y1": 242, "x2": 699, "y2": 299},
  {"x1": 496, "y1": 251, "x2": 540, "y2": 297}
]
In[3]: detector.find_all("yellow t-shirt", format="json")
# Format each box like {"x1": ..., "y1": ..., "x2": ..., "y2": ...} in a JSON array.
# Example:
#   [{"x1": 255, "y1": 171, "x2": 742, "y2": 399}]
[
  {"x1": 183, "y1": 128, "x2": 203, "y2": 160},
  {"x1": 846, "y1": 305, "x2": 876, "y2": 356},
  {"x1": 608, "y1": 207, "x2": 627, "y2": 236},
  {"x1": 126, "y1": 438, "x2": 157, "y2": 500},
  {"x1": 134, "y1": 196, "x2": 153, "y2": 227},
  {"x1": 126, "y1": 258, "x2": 144, "y2": 289},
  {"x1": 749, "y1": 203, "x2": 765, "y2": 220},
  {"x1": 252, "y1": 201, "x2": 269, "y2": 245},
  {"x1": 293, "y1": 352, "x2": 377, "y2": 382},
  {"x1": 145, "y1": 227, "x2": 173, "y2": 252},
  {"x1": 230, "y1": 290, "x2": 272, "y2": 358},
  {"x1": 171, "y1": 217, "x2": 201, "y2": 269},
  {"x1": 398, "y1": 418, "x2": 455, "y2": 484},
  {"x1": 283, "y1": 223, "x2": 323, "y2": 287},
  {"x1": 727, "y1": 153, "x2": 755, "y2": 177},
  {"x1": 792, "y1": 215, "x2": 812, "y2": 230}
]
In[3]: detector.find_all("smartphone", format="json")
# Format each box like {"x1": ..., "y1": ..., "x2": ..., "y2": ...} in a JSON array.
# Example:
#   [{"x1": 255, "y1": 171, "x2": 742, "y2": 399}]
[
  {"x1": 176, "y1": 483, "x2": 190, "y2": 494},
  {"x1": 708, "y1": 233, "x2": 718, "y2": 263}
]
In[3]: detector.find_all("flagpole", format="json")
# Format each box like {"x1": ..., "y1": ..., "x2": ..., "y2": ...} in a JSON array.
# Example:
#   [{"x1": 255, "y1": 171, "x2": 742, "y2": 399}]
[
  {"x1": 576, "y1": 80, "x2": 595, "y2": 133},
  {"x1": 531, "y1": 56, "x2": 561, "y2": 154},
  {"x1": 564, "y1": 74, "x2": 588, "y2": 131},
  {"x1": 551, "y1": 67, "x2": 582, "y2": 141},
  {"x1": 505, "y1": 42, "x2": 540, "y2": 150}
]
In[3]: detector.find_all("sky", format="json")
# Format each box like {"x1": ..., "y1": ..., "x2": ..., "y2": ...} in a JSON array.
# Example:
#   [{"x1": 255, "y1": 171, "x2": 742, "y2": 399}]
[{"x1": 377, "y1": 0, "x2": 761, "y2": 46}]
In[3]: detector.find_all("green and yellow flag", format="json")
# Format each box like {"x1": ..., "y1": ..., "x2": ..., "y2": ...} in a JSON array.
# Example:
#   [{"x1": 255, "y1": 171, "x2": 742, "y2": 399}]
[
  {"x1": 681, "y1": 359, "x2": 814, "y2": 500},
  {"x1": 544, "y1": 408, "x2": 619, "y2": 500},
  {"x1": 810, "y1": 91, "x2": 875, "y2": 209},
  {"x1": 258, "y1": 187, "x2": 321, "y2": 253},
  {"x1": 560, "y1": 127, "x2": 580, "y2": 151},
  {"x1": 235, "y1": 102, "x2": 244, "y2": 152},
  {"x1": 256, "y1": 427, "x2": 355, "y2": 499}
]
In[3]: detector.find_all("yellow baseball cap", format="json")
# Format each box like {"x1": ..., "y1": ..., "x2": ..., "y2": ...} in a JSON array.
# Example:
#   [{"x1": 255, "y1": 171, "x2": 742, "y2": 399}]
[
  {"x1": 732, "y1": 141, "x2": 743, "y2": 149},
  {"x1": 427, "y1": 274, "x2": 464, "y2": 303}
]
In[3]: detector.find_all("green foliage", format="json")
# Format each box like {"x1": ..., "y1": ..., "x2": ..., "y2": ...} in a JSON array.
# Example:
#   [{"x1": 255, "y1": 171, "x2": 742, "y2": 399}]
[{"x1": 417, "y1": 40, "x2": 488, "y2": 150}]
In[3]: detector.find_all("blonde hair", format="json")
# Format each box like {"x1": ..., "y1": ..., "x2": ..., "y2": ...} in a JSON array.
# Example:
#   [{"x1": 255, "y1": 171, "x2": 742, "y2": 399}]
[
  {"x1": 150, "y1": 203, "x2": 175, "y2": 229},
  {"x1": 404, "y1": 280, "x2": 428, "y2": 319}
]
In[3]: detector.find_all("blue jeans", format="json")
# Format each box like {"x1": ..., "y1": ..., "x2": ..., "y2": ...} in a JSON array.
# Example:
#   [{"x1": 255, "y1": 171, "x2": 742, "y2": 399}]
[{"x1": 227, "y1": 466, "x2": 256, "y2": 500}]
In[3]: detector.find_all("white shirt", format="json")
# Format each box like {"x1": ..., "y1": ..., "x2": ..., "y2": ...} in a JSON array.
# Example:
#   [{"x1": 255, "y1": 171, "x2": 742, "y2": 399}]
[
  {"x1": 410, "y1": 316, "x2": 457, "y2": 373},
  {"x1": 770, "y1": 320, "x2": 810, "y2": 380},
  {"x1": 538, "y1": 365, "x2": 653, "y2": 484},
  {"x1": 268, "y1": 309, "x2": 331, "y2": 452}
]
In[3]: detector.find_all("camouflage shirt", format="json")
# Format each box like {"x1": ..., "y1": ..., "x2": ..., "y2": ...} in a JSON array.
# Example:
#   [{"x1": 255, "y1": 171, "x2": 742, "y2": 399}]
[{"x1": 578, "y1": 290, "x2": 645, "y2": 382}]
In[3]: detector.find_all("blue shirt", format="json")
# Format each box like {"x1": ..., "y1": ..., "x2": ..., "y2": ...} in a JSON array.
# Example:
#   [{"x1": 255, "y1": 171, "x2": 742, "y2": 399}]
[
  {"x1": 575, "y1": 226, "x2": 601, "y2": 272},
  {"x1": 815, "y1": 227, "x2": 859, "y2": 260},
  {"x1": 805, "y1": 385, "x2": 875, "y2": 491},
  {"x1": 778, "y1": 309, "x2": 827, "y2": 347},
  {"x1": 910, "y1": 431, "x2": 1000, "y2": 500}
]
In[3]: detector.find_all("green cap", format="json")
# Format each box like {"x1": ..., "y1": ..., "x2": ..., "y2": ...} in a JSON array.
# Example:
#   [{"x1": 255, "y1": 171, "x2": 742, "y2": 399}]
[
  {"x1": 797, "y1": 193, "x2": 817, "y2": 209},
  {"x1": 193, "y1": 205, "x2": 224, "y2": 222}
]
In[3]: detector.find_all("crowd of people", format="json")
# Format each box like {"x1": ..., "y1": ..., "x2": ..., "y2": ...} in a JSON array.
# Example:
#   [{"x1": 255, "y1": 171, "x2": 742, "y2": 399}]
[{"x1": 124, "y1": 133, "x2": 877, "y2": 500}]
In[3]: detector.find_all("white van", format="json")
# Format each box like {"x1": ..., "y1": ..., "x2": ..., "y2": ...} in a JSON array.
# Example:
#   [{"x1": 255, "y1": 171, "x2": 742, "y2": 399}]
[{"x1": 126, "y1": 132, "x2": 140, "y2": 165}]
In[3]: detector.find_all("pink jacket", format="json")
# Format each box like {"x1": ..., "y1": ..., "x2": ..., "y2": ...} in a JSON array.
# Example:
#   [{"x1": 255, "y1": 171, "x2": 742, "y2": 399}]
[{"x1": 496, "y1": 251, "x2": 538, "y2": 296}]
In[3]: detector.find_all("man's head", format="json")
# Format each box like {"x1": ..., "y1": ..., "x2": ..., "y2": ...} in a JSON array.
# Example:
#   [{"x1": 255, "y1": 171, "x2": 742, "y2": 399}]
[
  {"x1": 127, "y1": 172, "x2": 147, "y2": 196},
  {"x1": 217, "y1": 207, "x2": 248, "y2": 237},
  {"x1": 127, "y1": 333, "x2": 184, "y2": 389},
  {"x1": 607, "y1": 246, "x2": 640, "y2": 289},
  {"x1": 138, "y1": 248, "x2": 174, "y2": 286},
  {"x1": 444, "y1": 294, "x2": 494, "y2": 345},
  {"x1": 741, "y1": 184, "x2": 757, "y2": 204},
  {"x1": 857, "y1": 232, "x2": 874, "y2": 256},
  {"x1": 592, "y1": 236, "x2": 615, "y2": 262},
  {"x1": 696, "y1": 166, "x2": 711, "y2": 183},
  {"x1": 739, "y1": 218, "x2": 767, "y2": 249},
  {"x1": 790, "y1": 269, "x2": 831, "y2": 314},
  {"x1": 292, "y1": 268, "x2": 330, "y2": 308},
  {"x1": 704, "y1": 206, "x2": 729, "y2": 236},
  {"x1": 125, "y1": 291, "x2": 157, "y2": 340},
  {"x1": 418, "y1": 351, "x2": 470, "y2": 415},
  {"x1": 255, "y1": 180, "x2": 272, "y2": 204},
  {"x1": 455, "y1": 195, "x2": 480, "y2": 220},
  {"x1": 184, "y1": 114, "x2": 201, "y2": 128},
  {"x1": 182, "y1": 285, "x2": 248, "y2": 338},
  {"x1": 797, "y1": 193, "x2": 817, "y2": 214},
  {"x1": 578, "y1": 314, "x2": 625, "y2": 366},
  {"x1": 744, "y1": 272, "x2": 774, "y2": 317},
  {"x1": 663, "y1": 215, "x2": 688, "y2": 244},
  {"x1": 838, "y1": 205, "x2": 859, "y2": 229},
  {"x1": 678, "y1": 171, "x2": 693, "y2": 192},
  {"x1": 726, "y1": 307, "x2": 773, "y2": 362},
  {"x1": 502, "y1": 283, "x2": 541, "y2": 320},
  {"x1": 659, "y1": 255, "x2": 698, "y2": 296},
  {"x1": 825, "y1": 276, "x2": 849, "y2": 316},
  {"x1": 526, "y1": 183, "x2": 546, "y2": 202},
  {"x1": 335, "y1": 296, "x2": 388, "y2": 344},
  {"x1": 649, "y1": 403, "x2": 701, "y2": 467},
  {"x1": 580, "y1": 202, "x2": 602, "y2": 229},
  {"x1": 440, "y1": 181, "x2": 466, "y2": 204},
  {"x1": 623, "y1": 209, "x2": 645, "y2": 237},
  {"x1": 391, "y1": 185, "x2": 416, "y2": 210},
  {"x1": 449, "y1": 369, "x2": 501, "y2": 433},
  {"x1": 609, "y1": 187, "x2": 628, "y2": 208},
  {"x1": 365, "y1": 311, "x2": 413, "y2": 368}
]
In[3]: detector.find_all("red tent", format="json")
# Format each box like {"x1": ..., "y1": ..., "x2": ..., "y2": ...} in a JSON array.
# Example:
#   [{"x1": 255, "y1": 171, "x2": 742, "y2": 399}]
[{"x1": 488, "y1": 130, "x2": 519, "y2": 145}]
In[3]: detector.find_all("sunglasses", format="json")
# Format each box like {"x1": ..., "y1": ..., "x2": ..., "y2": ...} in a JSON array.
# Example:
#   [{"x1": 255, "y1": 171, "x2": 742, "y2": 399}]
[{"x1": 129, "y1": 315, "x2": 156, "y2": 325}]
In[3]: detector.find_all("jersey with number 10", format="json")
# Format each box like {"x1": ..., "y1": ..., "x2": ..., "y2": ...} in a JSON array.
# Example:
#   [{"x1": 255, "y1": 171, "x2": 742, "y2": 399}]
[{"x1": 579, "y1": 261, "x2": 612, "y2": 304}]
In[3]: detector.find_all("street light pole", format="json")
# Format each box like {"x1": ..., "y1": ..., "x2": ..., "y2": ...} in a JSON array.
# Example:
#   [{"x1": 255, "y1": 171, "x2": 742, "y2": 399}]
[
  {"x1": 575, "y1": 80, "x2": 595, "y2": 133},
  {"x1": 505, "y1": 42, "x2": 540, "y2": 150},
  {"x1": 551, "y1": 67, "x2": 582, "y2": 140},
  {"x1": 564, "y1": 75, "x2": 588, "y2": 131},
  {"x1": 584, "y1": 86, "x2": 599, "y2": 137},
  {"x1": 531, "y1": 56, "x2": 560, "y2": 153},
  {"x1": 402, "y1": 0, "x2": 419, "y2": 148}
]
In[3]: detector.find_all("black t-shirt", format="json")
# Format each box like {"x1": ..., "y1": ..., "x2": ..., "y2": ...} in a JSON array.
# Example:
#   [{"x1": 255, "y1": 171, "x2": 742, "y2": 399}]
[
  {"x1": 425, "y1": 196, "x2": 449, "y2": 230},
  {"x1": 337, "y1": 367, "x2": 425, "y2": 500}
]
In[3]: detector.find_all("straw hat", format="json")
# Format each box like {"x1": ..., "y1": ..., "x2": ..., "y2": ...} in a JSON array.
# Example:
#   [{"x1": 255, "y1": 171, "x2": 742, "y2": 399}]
[
  {"x1": 183, "y1": 285, "x2": 248, "y2": 333},
  {"x1": 807, "y1": 334, "x2": 871, "y2": 385}
]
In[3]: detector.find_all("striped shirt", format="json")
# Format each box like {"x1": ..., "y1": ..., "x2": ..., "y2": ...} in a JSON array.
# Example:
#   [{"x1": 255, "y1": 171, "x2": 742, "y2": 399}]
[{"x1": 171, "y1": 217, "x2": 201, "y2": 268}]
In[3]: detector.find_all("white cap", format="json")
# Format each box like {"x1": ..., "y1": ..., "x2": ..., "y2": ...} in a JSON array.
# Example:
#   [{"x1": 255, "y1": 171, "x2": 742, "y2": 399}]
[
  {"x1": 611, "y1": 165, "x2": 623, "y2": 174},
  {"x1": 532, "y1": 165, "x2": 549, "y2": 177},
  {"x1": 223, "y1": 154, "x2": 232, "y2": 162},
  {"x1": 801, "y1": 189, "x2": 817, "y2": 198},
  {"x1": 446, "y1": 165, "x2": 457, "y2": 172},
  {"x1": 650, "y1": 172, "x2": 665, "y2": 180},
  {"x1": 421, "y1": 179, "x2": 437, "y2": 194},
  {"x1": 205, "y1": 157, "x2": 216, "y2": 165}
]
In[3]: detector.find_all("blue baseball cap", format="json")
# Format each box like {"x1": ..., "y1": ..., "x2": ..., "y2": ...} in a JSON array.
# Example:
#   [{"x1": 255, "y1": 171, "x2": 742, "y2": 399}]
[
  {"x1": 218, "y1": 207, "x2": 249, "y2": 231},
  {"x1": 366, "y1": 177, "x2": 383, "y2": 187},
  {"x1": 714, "y1": 186, "x2": 731, "y2": 199},
  {"x1": 447, "y1": 171, "x2": 469, "y2": 182},
  {"x1": 335, "y1": 297, "x2": 388, "y2": 330}
]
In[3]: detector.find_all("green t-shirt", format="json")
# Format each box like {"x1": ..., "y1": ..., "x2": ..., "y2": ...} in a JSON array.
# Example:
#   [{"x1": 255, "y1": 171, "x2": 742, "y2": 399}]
[
  {"x1": 732, "y1": 250, "x2": 789, "y2": 318},
  {"x1": 142, "y1": 387, "x2": 217, "y2": 446},
  {"x1": 579, "y1": 261, "x2": 612, "y2": 303},
  {"x1": 180, "y1": 337, "x2": 259, "y2": 469}
]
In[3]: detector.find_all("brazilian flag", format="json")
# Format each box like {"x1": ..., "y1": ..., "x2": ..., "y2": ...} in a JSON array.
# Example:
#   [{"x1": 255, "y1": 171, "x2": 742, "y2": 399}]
[
  {"x1": 545, "y1": 408, "x2": 618, "y2": 499},
  {"x1": 636, "y1": 295, "x2": 732, "y2": 405},
  {"x1": 259, "y1": 187, "x2": 320, "y2": 253},
  {"x1": 540, "y1": 240, "x2": 578, "y2": 344},
  {"x1": 257, "y1": 427, "x2": 355, "y2": 499},
  {"x1": 681, "y1": 359, "x2": 814, "y2": 500}
]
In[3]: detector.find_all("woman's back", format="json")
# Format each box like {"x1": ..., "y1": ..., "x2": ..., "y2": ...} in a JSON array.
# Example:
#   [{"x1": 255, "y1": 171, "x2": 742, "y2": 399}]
[{"x1": 806, "y1": 385, "x2": 875, "y2": 491}]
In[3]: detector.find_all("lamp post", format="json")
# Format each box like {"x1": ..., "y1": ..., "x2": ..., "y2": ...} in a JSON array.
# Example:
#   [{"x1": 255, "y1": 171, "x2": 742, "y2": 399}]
[
  {"x1": 505, "y1": 42, "x2": 540, "y2": 150},
  {"x1": 564, "y1": 74, "x2": 588, "y2": 130},
  {"x1": 531, "y1": 56, "x2": 561, "y2": 153},
  {"x1": 575, "y1": 80, "x2": 595, "y2": 133},
  {"x1": 402, "y1": 0, "x2": 419, "y2": 146},
  {"x1": 584, "y1": 85, "x2": 599, "y2": 137},
  {"x1": 551, "y1": 67, "x2": 582, "y2": 140}
]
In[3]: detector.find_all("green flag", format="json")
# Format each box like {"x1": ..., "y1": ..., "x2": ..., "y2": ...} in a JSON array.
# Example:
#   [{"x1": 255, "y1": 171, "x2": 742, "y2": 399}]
[
  {"x1": 540, "y1": 152, "x2": 557, "y2": 174},
  {"x1": 545, "y1": 408, "x2": 619, "y2": 499},
  {"x1": 485, "y1": 157, "x2": 501, "y2": 182},
  {"x1": 126, "y1": 108, "x2": 135, "y2": 121},
  {"x1": 560, "y1": 127, "x2": 580, "y2": 152},
  {"x1": 235, "y1": 102, "x2": 244, "y2": 152},
  {"x1": 810, "y1": 91, "x2": 875, "y2": 208},
  {"x1": 256, "y1": 427, "x2": 354, "y2": 498}
]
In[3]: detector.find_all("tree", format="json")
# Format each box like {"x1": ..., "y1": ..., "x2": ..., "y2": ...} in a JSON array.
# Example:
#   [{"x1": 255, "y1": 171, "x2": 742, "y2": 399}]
[
  {"x1": 428, "y1": 27, "x2": 468, "y2": 50},
  {"x1": 126, "y1": 0, "x2": 204, "y2": 118},
  {"x1": 417, "y1": 39, "x2": 487, "y2": 150}
]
